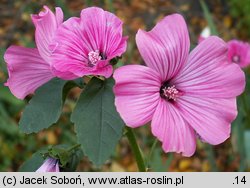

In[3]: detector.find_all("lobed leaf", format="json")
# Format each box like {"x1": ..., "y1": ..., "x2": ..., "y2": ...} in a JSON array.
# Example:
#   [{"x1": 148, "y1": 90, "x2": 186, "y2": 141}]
[
  {"x1": 71, "y1": 77, "x2": 124, "y2": 166},
  {"x1": 19, "y1": 78, "x2": 67, "y2": 133},
  {"x1": 18, "y1": 148, "x2": 47, "y2": 172}
]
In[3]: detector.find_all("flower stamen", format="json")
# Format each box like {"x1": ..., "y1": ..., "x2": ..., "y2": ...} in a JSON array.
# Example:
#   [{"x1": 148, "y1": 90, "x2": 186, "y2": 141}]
[
  {"x1": 88, "y1": 50, "x2": 101, "y2": 67},
  {"x1": 161, "y1": 85, "x2": 179, "y2": 101}
]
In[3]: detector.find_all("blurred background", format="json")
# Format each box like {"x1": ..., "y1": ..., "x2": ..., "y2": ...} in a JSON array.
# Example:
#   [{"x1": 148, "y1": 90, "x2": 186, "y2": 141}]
[{"x1": 1, "y1": 0, "x2": 250, "y2": 172}]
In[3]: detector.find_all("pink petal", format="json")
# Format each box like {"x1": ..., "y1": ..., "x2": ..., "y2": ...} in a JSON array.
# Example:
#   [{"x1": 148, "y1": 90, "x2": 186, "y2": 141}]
[
  {"x1": 31, "y1": 6, "x2": 63, "y2": 63},
  {"x1": 136, "y1": 14, "x2": 190, "y2": 81},
  {"x1": 55, "y1": 7, "x2": 63, "y2": 26},
  {"x1": 51, "y1": 67, "x2": 78, "y2": 80},
  {"x1": 110, "y1": 36, "x2": 128, "y2": 59},
  {"x1": 151, "y1": 99, "x2": 196, "y2": 157},
  {"x1": 173, "y1": 36, "x2": 245, "y2": 98},
  {"x1": 54, "y1": 59, "x2": 113, "y2": 79},
  {"x1": 227, "y1": 39, "x2": 250, "y2": 68},
  {"x1": 113, "y1": 65, "x2": 161, "y2": 127},
  {"x1": 178, "y1": 96, "x2": 236, "y2": 145},
  {"x1": 91, "y1": 60, "x2": 113, "y2": 78},
  {"x1": 4, "y1": 46, "x2": 54, "y2": 99},
  {"x1": 51, "y1": 17, "x2": 111, "y2": 79},
  {"x1": 52, "y1": 65, "x2": 87, "y2": 80},
  {"x1": 51, "y1": 7, "x2": 127, "y2": 79},
  {"x1": 80, "y1": 7, "x2": 127, "y2": 58},
  {"x1": 51, "y1": 17, "x2": 86, "y2": 79}
]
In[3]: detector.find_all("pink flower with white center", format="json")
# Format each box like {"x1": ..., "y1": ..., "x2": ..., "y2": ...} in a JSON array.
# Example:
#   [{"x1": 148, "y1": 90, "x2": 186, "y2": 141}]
[
  {"x1": 36, "y1": 158, "x2": 60, "y2": 172},
  {"x1": 113, "y1": 14, "x2": 245, "y2": 156},
  {"x1": 51, "y1": 7, "x2": 127, "y2": 79},
  {"x1": 228, "y1": 39, "x2": 250, "y2": 68},
  {"x1": 4, "y1": 6, "x2": 66, "y2": 99}
]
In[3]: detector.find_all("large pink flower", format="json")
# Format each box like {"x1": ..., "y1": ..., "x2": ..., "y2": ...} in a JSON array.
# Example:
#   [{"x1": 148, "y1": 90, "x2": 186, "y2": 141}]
[
  {"x1": 51, "y1": 7, "x2": 127, "y2": 80},
  {"x1": 228, "y1": 39, "x2": 250, "y2": 68},
  {"x1": 4, "y1": 6, "x2": 63, "y2": 99},
  {"x1": 113, "y1": 14, "x2": 245, "y2": 156}
]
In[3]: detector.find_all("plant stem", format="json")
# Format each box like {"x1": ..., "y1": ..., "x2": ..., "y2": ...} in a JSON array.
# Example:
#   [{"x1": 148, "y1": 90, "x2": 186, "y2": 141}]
[
  {"x1": 125, "y1": 127, "x2": 146, "y2": 172},
  {"x1": 238, "y1": 93, "x2": 248, "y2": 171},
  {"x1": 147, "y1": 139, "x2": 158, "y2": 167},
  {"x1": 199, "y1": 0, "x2": 218, "y2": 35}
]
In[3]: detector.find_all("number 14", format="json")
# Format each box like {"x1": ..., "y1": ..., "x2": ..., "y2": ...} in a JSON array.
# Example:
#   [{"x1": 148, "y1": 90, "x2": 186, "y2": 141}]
[{"x1": 235, "y1": 176, "x2": 246, "y2": 184}]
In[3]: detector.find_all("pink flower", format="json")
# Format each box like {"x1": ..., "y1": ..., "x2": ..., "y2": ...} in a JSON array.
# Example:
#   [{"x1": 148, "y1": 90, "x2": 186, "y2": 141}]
[
  {"x1": 4, "y1": 6, "x2": 64, "y2": 99},
  {"x1": 36, "y1": 158, "x2": 60, "y2": 172},
  {"x1": 113, "y1": 14, "x2": 245, "y2": 156},
  {"x1": 51, "y1": 7, "x2": 127, "y2": 80},
  {"x1": 198, "y1": 26, "x2": 210, "y2": 43},
  {"x1": 228, "y1": 39, "x2": 250, "y2": 68}
]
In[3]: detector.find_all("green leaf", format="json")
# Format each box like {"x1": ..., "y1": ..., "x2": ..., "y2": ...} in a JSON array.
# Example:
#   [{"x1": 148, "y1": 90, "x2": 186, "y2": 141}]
[
  {"x1": 71, "y1": 77, "x2": 124, "y2": 165},
  {"x1": 151, "y1": 148, "x2": 173, "y2": 172},
  {"x1": 19, "y1": 78, "x2": 67, "y2": 133},
  {"x1": 19, "y1": 148, "x2": 47, "y2": 172},
  {"x1": 200, "y1": 0, "x2": 218, "y2": 35}
]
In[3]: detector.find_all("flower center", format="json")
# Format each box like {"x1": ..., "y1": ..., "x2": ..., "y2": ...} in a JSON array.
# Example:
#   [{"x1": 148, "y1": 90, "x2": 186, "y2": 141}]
[
  {"x1": 232, "y1": 55, "x2": 240, "y2": 63},
  {"x1": 88, "y1": 50, "x2": 101, "y2": 67},
  {"x1": 160, "y1": 83, "x2": 179, "y2": 101}
]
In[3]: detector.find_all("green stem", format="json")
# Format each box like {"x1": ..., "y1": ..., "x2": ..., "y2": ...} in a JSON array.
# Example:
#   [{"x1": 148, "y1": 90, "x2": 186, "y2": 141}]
[
  {"x1": 238, "y1": 93, "x2": 248, "y2": 171},
  {"x1": 199, "y1": 0, "x2": 218, "y2": 35},
  {"x1": 125, "y1": 127, "x2": 146, "y2": 172},
  {"x1": 147, "y1": 139, "x2": 158, "y2": 167},
  {"x1": 67, "y1": 144, "x2": 81, "y2": 153}
]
